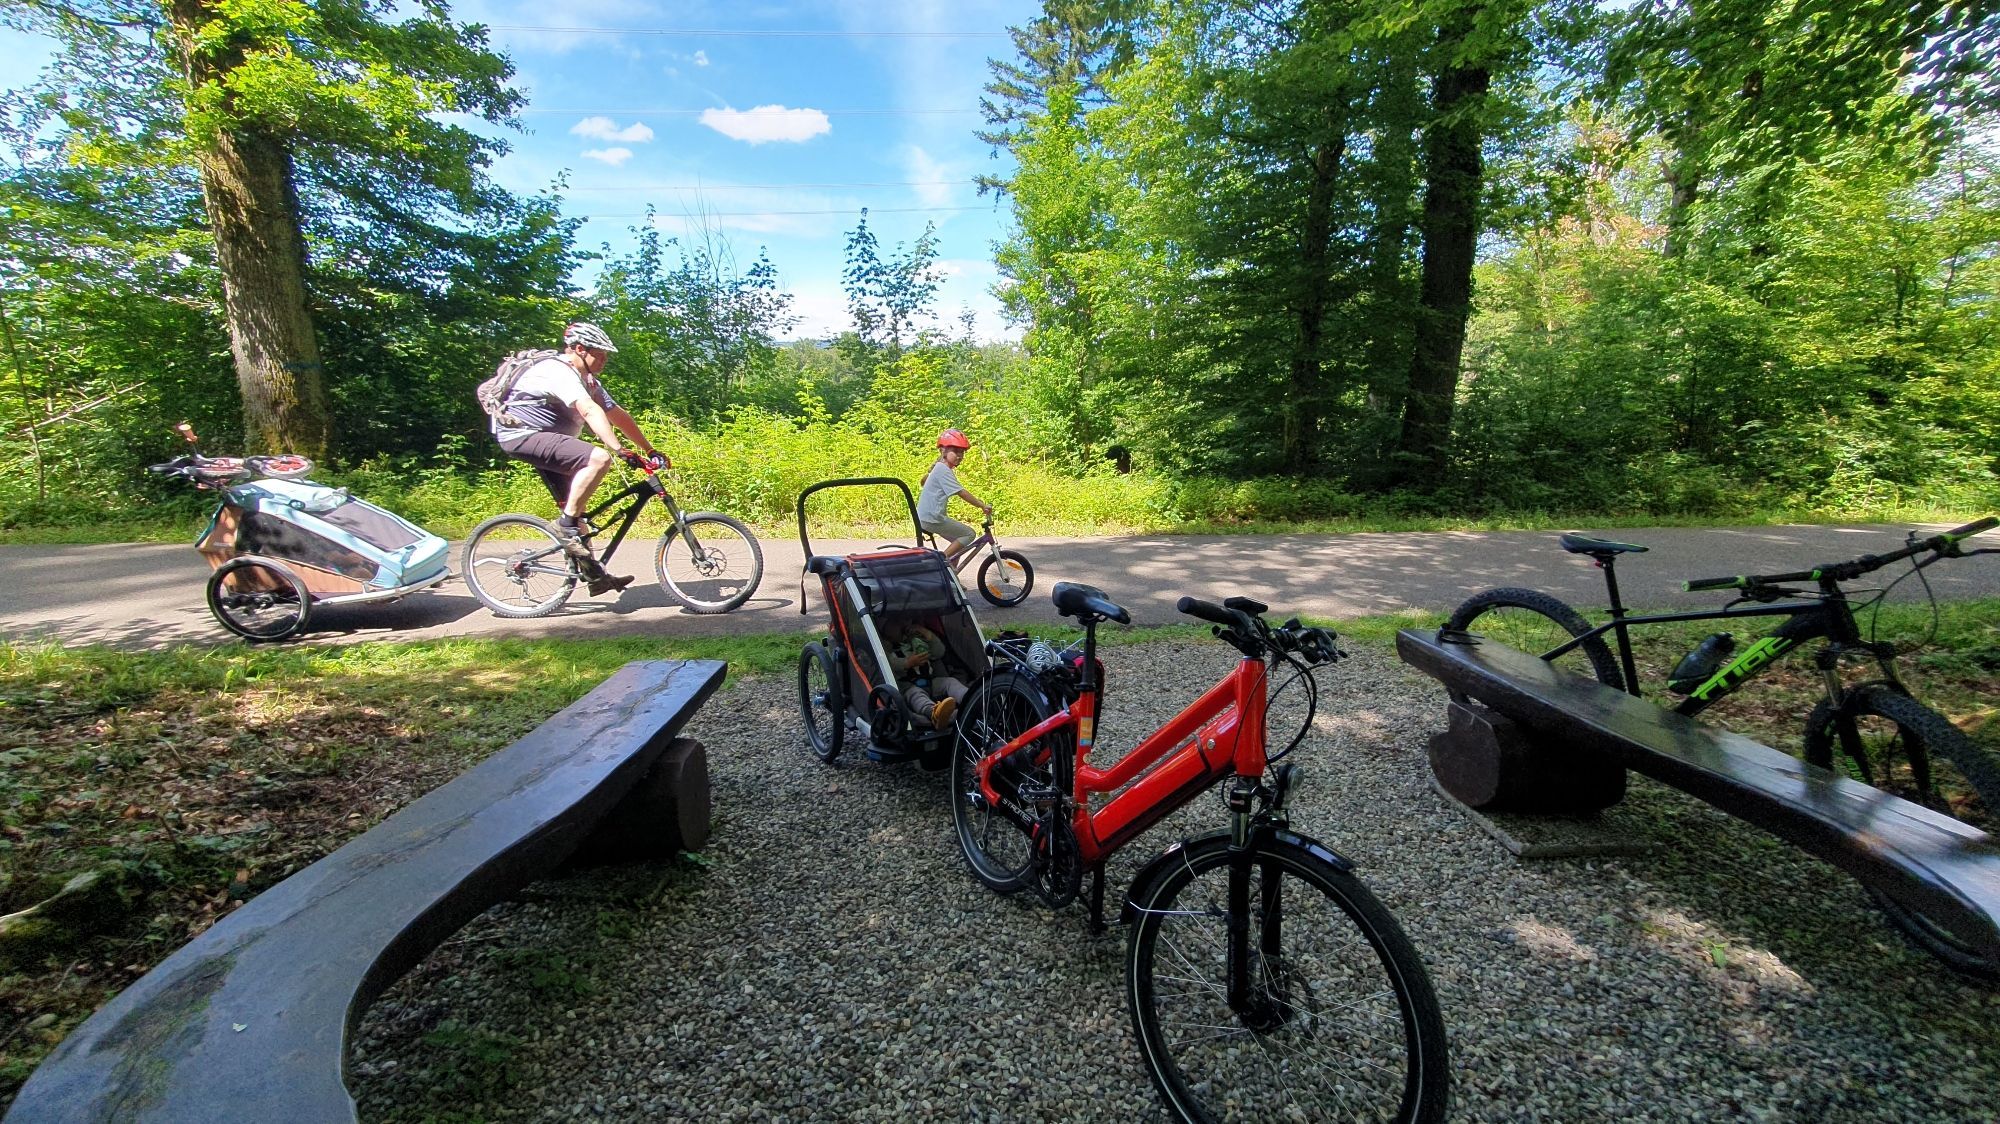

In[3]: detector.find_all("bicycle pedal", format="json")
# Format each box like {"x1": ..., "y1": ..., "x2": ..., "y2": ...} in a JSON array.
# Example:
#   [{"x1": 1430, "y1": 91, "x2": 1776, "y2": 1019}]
[{"x1": 1016, "y1": 781, "x2": 1059, "y2": 807}]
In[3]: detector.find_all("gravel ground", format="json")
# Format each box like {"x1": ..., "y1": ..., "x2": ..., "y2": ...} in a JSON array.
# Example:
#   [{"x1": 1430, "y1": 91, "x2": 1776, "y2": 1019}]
[{"x1": 350, "y1": 638, "x2": 2000, "y2": 1122}]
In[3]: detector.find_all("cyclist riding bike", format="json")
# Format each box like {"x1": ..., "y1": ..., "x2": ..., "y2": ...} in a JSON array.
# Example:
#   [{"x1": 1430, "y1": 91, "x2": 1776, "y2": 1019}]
[
  {"x1": 917, "y1": 429, "x2": 992, "y2": 561},
  {"x1": 491, "y1": 321, "x2": 668, "y2": 596}
]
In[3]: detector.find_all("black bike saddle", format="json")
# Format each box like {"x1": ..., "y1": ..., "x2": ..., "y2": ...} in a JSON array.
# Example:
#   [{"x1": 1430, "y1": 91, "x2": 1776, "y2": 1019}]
[
  {"x1": 1560, "y1": 533, "x2": 1648, "y2": 557},
  {"x1": 1052, "y1": 581, "x2": 1131, "y2": 624}
]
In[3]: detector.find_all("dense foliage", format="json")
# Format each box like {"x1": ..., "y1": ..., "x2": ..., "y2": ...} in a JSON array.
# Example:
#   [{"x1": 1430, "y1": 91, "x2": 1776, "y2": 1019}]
[{"x1": 2, "y1": 0, "x2": 1996, "y2": 534}]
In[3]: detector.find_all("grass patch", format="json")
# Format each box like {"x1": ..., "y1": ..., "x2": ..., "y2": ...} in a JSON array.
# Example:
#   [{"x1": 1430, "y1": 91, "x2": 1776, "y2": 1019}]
[{"x1": 0, "y1": 632, "x2": 800, "y2": 1107}]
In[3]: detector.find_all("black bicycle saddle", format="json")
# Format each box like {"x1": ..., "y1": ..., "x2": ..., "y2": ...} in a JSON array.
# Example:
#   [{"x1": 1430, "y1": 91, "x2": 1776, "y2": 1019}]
[
  {"x1": 1560, "y1": 533, "x2": 1648, "y2": 557},
  {"x1": 1052, "y1": 582, "x2": 1131, "y2": 624}
]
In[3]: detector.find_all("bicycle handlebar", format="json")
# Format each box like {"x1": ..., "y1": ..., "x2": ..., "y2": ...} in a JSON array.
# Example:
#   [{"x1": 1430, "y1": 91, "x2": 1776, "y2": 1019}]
[
  {"x1": 1176, "y1": 596, "x2": 1341, "y2": 664},
  {"x1": 1683, "y1": 515, "x2": 1998, "y2": 593},
  {"x1": 1178, "y1": 596, "x2": 1249, "y2": 630}
]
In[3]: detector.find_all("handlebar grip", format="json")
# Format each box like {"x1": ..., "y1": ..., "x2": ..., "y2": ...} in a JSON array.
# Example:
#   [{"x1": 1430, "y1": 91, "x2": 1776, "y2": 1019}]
[
  {"x1": 1176, "y1": 596, "x2": 1239, "y2": 627},
  {"x1": 1683, "y1": 576, "x2": 1746, "y2": 592},
  {"x1": 1941, "y1": 515, "x2": 1999, "y2": 544}
]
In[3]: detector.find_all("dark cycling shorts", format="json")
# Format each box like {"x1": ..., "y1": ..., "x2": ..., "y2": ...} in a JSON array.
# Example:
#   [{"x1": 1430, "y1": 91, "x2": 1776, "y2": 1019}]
[{"x1": 500, "y1": 431, "x2": 598, "y2": 506}]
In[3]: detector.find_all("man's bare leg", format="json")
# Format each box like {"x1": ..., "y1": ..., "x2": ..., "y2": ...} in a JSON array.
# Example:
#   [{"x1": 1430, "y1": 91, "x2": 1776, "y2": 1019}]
[{"x1": 562, "y1": 450, "x2": 613, "y2": 521}]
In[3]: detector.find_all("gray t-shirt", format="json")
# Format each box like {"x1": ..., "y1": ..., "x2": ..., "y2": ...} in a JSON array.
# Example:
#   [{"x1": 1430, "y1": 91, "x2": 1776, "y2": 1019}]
[
  {"x1": 916, "y1": 459, "x2": 962, "y2": 523},
  {"x1": 493, "y1": 357, "x2": 621, "y2": 443}
]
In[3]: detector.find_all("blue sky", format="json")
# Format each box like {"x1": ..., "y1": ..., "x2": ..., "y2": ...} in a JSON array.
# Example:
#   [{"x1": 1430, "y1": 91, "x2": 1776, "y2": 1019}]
[{"x1": 1, "y1": 0, "x2": 1039, "y2": 341}]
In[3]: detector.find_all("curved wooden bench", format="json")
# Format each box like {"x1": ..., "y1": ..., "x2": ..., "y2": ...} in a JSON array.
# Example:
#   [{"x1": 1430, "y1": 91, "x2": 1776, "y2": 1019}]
[
  {"x1": 6, "y1": 658, "x2": 724, "y2": 1123},
  {"x1": 1396, "y1": 628, "x2": 2000, "y2": 967}
]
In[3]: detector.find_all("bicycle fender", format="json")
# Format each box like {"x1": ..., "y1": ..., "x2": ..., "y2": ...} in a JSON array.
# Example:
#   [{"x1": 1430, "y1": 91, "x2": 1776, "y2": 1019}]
[{"x1": 1118, "y1": 826, "x2": 1356, "y2": 927}]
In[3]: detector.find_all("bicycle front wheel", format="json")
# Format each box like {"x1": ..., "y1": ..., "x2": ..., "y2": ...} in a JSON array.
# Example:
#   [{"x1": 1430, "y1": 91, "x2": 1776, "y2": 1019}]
[
  {"x1": 462, "y1": 514, "x2": 576, "y2": 618},
  {"x1": 950, "y1": 670, "x2": 1060, "y2": 895},
  {"x1": 1802, "y1": 685, "x2": 2000, "y2": 979},
  {"x1": 655, "y1": 513, "x2": 764, "y2": 614},
  {"x1": 1443, "y1": 587, "x2": 1624, "y2": 699},
  {"x1": 1127, "y1": 834, "x2": 1450, "y2": 1124},
  {"x1": 976, "y1": 549, "x2": 1034, "y2": 607}
]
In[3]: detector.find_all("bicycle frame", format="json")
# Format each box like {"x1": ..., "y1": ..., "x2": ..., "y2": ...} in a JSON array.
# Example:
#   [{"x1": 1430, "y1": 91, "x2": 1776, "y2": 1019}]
[
  {"x1": 1545, "y1": 557, "x2": 1936, "y2": 718},
  {"x1": 580, "y1": 471, "x2": 699, "y2": 564},
  {"x1": 924, "y1": 522, "x2": 1003, "y2": 576},
  {"x1": 974, "y1": 633, "x2": 1271, "y2": 867}
]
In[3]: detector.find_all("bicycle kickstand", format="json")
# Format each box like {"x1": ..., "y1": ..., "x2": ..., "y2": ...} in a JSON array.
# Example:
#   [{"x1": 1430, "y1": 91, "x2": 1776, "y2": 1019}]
[{"x1": 1086, "y1": 867, "x2": 1108, "y2": 935}]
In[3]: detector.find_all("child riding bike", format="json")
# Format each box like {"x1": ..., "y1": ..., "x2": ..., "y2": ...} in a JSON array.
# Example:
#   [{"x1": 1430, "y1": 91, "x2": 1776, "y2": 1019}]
[{"x1": 917, "y1": 429, "x2": 992, "y2": 561}]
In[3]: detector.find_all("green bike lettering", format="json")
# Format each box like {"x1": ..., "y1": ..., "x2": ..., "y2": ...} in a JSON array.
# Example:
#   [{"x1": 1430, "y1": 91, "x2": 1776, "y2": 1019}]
[{"x1": 1689, "y1": 635, "x2": 1796, "y2": 701}]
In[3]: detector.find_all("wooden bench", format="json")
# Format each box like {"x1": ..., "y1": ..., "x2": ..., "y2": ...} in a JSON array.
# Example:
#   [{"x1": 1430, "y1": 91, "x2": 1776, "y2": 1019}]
[
  {"x1": 6, "y1": 658, "x2": 725, "y2": 1123},
  {"x1": 1396, "y1": 628, "x2": 2000, "y2": 974}
]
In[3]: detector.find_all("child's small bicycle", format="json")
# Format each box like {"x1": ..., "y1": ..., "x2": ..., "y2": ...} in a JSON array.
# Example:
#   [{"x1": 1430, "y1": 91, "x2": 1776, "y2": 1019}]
[
  {"x1": 952, "y1": 583, "x2": 1449, "y2": 1123},
  {"x1": 919, "y1": 516, "x2": 1033, "y2": 607}
]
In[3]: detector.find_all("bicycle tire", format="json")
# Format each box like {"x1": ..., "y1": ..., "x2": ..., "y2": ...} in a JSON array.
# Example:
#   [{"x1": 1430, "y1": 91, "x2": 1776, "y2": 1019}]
[
  {"x1": 462, "y1": 514, "x2": 576, "y2": 618},
  {"x1": 1126, "y1": 833, "x2": 1450, "y2": 1123},
  {"x1": 798, "y1": 642, "x2": 845, "y2": 765},
  {"x1": 950, "y1": 670, "x2": 1059, "y2": 895},
  {"x1": 205, "y1": 556, "x2": 312, "y2": 641},
  {"x1": 1443, "y1": 587, "x2": 1625, "y2": 700},
  {"x1": 976, "y1": 549, "x2": 1034, "y2": 607},
  {"x1": 1803, "y1": 685, "x2": 2000, "y2": 822},
  {"x1": 244, "y1": 454, "x2": 314, "y2": 480},
  {"x1": 655, "y1": 513, "x2": 764, "y2": 614},
  {"x1": 1802, "y1": 685, "x2": 2000, "y2": 979}
]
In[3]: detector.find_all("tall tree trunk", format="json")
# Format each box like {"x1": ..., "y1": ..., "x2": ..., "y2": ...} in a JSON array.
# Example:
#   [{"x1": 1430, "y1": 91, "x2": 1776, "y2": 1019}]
[
  {"x1": 1397, "y1": 9, "x2": 1489, "y2": 487},
  {"x1": 169, "y1": 0, "x2": 329, "y2": 458},
  {"x1": 1284, "y1": 130, "x2": 1346, "y2": 475}
]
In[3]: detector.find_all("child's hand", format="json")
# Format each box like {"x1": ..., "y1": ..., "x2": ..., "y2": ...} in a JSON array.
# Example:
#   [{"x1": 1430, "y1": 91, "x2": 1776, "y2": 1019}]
[{"x1": 906, "y1": 650, "x2": 930, "y2": 668}]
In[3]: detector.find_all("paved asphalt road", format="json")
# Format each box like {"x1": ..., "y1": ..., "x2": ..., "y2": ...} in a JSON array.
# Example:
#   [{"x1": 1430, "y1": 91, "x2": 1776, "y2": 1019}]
[{"x1": 3, "y1": 522, "x2": 1995, "y2": 650}]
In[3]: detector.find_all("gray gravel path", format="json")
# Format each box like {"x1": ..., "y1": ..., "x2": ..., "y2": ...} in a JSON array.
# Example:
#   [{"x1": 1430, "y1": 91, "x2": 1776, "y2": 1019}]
[{"x1": 349, "y1": 639, "x2": 1999, "y2": 1122}]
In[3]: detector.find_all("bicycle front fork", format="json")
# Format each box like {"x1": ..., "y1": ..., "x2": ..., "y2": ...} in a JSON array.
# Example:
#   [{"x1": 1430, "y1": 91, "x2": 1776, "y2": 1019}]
[{"x1": 1224, "y1": 773, "x2": 1289, "y2": 1020}]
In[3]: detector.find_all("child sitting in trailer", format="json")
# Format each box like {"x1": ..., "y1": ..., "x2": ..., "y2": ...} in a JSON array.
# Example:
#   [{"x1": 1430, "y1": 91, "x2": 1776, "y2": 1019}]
[{"x1": 885, "y1": 619, "x2": 970, "y2": 728}]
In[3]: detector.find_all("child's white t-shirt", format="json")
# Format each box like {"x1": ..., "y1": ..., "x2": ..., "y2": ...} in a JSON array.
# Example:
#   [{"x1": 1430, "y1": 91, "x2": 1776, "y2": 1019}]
[{"x1": 917, "y1": 459, "x2": 962, "y2": 523}]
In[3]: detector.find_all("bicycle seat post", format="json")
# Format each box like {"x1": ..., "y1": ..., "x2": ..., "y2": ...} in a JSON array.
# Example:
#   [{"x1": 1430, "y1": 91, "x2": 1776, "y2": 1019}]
[{"x1": 1594, "y1": 552, "x2": 1642, "y2": 694}]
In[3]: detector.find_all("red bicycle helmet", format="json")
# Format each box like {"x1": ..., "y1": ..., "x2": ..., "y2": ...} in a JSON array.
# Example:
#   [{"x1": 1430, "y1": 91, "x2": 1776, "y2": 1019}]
[{"x1": 937, "y1": 429, "x2": 970, "y2": 450}]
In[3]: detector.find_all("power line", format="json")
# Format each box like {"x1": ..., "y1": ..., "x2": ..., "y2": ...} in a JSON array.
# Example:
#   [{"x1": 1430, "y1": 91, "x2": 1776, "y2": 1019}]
[
  {"x1": 487, "y1": 25, "x2": 1008, "y2": 39},
  {"x1": 577, "y1": 204, "x2": 995, "y2": 220},
  {"x1": 560, "y1": 179, "x2": 977, "y2": 193},
  {"x1": 518, "y1": 107, "x2": 980, "y2": 117}
]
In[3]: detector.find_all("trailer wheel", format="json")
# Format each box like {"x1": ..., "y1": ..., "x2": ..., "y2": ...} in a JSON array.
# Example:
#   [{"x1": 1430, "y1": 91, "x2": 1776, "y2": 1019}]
[{"x1": 206, "y1": 556, "x2": 312, "y2": 641}]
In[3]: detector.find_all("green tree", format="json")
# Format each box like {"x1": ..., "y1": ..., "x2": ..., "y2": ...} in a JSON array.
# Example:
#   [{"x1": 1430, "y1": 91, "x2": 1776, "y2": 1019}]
[
  {"x1": 8, "y1": 0, "x2": 529, "y2": 458},
  {"x1": 839, "y1": 210, "x2": 942, "y2": 368}
]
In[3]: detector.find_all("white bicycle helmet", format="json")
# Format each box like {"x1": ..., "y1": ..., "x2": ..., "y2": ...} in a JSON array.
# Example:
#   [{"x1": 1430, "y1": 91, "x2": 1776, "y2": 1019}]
[{"x1": 562, "y1": 321, "x2": 619, "y2": 353}]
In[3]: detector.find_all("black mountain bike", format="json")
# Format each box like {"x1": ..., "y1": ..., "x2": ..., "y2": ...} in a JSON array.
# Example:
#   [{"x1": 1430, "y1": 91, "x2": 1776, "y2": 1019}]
[
  {"x1": 1445, "y1": 517, "x2": 2000, "y2": 970},
  {"x1": 462, "y1": 461, "x2": 763, "y2": 618}
]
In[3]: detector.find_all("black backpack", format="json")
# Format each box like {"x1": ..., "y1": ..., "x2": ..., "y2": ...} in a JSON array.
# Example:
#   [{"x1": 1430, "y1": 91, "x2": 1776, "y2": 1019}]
[{"x1": 476, "y1": 349, "x2": 559, "y2": 428}]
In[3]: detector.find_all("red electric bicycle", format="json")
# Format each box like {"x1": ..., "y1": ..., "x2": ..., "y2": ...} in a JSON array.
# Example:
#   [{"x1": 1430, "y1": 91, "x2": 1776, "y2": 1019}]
[{"x1": 952, "y1": 583, "x2": 1449, "y2": 1123}]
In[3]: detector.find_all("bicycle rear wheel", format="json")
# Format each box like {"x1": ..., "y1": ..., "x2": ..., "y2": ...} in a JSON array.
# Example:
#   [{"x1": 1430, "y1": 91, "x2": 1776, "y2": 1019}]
[
  {"x1": 1443, "y1": 587, "x2": 1624, "y2": 698},
  {"x1": 655, "y1": 513, "x2": 764, "y2": 614},
  {"x1": 462, "y1": 514, "x2": 576, "y2": 618},
  {"x1": 950, "y1": 670, "x2": 1059, "y2": 895},
  {"x1": 1126, "y1": 833, "x2": 1450, "y2": 1124}
]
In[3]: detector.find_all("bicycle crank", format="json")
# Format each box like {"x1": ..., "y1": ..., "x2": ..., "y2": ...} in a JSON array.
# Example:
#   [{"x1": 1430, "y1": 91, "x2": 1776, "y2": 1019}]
[{"x1": 1031, "y1": 812, "x2": 1083, "y2": 909}]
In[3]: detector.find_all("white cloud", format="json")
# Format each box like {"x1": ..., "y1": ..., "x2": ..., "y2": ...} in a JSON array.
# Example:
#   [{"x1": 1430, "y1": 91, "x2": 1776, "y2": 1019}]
[
  {"x1": 699, "y1": 105, "x2": 832, "y2": 145},
  {"x1": 902, "y1": 146, "x2": 958, "y2": 207},
  {"x1": 571, "y1": 116, "x2": 655, "y2": 144},
  {"x1": 583, "y1": 147, "x2": 634, "y2": 166},
  {"x1": 693, "y1": 50, "x2": 709, "y2": 67}
]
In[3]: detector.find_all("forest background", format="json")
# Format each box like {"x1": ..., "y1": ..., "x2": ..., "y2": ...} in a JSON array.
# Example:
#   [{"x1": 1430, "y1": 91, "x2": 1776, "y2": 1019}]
[{"x1": 2, "y1": 0, "x2": 1997, "y2": 540}]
